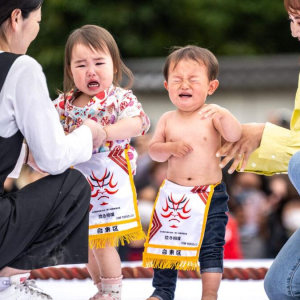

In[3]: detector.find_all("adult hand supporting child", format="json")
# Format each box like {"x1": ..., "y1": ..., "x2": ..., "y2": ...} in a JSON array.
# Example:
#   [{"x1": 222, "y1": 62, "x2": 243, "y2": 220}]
[
  {"x1": 216, "y1": 123, "x2": 265, "y2": 173},
  {"x1": 83, "y1": 119, "x2": 107, "y2": 148}
]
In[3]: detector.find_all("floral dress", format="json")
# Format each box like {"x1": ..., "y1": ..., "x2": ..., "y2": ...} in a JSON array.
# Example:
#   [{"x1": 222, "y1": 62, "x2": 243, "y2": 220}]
[{"x1": 53, "y1": 84, "x2": 150, "y2": 174}]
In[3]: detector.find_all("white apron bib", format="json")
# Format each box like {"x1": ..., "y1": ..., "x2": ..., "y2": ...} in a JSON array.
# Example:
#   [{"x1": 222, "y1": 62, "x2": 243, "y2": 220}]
[{"x1": 74, "y1": 147, "x2": 145, "y2": 248}]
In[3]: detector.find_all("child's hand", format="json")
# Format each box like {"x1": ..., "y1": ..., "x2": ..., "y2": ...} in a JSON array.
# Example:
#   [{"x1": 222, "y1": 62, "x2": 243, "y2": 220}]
[
  {"x1": 169, "y1": 141, "x2": 193, "y2": 158},
  {"x1": 198, "y1": 104, "x2": 225, "y2": 120}
]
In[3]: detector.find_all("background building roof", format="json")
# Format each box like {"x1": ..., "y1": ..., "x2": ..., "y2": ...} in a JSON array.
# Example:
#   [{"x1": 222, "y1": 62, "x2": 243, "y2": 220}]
[{"x1": 125, "y1": 54, "x2": 300, "y2": 92}]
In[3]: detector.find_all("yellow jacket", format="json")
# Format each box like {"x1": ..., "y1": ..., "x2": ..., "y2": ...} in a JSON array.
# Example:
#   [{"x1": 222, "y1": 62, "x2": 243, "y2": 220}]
[{"x1": 243, "y1": 76, "x2": 300, "y2": 175}]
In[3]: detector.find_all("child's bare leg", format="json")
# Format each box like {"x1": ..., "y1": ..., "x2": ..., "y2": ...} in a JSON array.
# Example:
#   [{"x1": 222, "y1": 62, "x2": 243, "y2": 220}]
[
  {"x1": 201, "y1": 272, "x2": 222, "y2": 300},
  {"x1": 86, "y1": 248, "x2": 103, "y2": 300},
  {"x1": 93, "y1": 243, "x2": 122, "y2": 300},
  {"x1": 86, "y1": 247, "x2": 101, "y2": 283},
  {"x1": 93, "y1": 244, "x2": 122, "y2": 278}
]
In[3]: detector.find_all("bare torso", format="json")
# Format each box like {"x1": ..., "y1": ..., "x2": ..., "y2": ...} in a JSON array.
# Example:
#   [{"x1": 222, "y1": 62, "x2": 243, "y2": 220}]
[{"x1": 165, "y1": 110, "x2": 222, "y2": 186}]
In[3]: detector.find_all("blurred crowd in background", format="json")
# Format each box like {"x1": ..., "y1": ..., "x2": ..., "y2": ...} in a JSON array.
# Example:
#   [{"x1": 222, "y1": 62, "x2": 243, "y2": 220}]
[{"x1": 5, "y1": 109, "x2": 300, "y2": 262}]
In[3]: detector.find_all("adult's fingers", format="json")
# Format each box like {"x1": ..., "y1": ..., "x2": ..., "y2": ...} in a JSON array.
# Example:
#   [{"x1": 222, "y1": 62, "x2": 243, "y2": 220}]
[
  {"x1": 228, "y1": 154, "x2": 243, "y2": 174},
  {"x1": 219, "y1": 142, "x2": 241, "y2": 168},
  {"x1": 216, "y1": 142, "x2": 234, "y2": 157},
  {"x1": 240, "y1": 151, "x2": 251, "y2": 172}
]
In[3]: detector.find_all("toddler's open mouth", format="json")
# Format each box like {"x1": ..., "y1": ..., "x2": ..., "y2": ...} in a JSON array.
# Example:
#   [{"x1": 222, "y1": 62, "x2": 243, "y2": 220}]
[
  {"x1": 87, "y1": 81, "x2": 100, "y2": 88},
  {"x1": 179, "y1": 93, "x2": 192, "y2": 98}
]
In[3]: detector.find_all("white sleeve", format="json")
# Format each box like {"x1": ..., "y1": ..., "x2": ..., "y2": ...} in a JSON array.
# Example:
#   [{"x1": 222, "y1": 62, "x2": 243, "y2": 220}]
[
  {"x1": 9, "y1": 56, "x2": 93, "y2": 174},
  {"x1": 7, "y1": 143, "x2": 26, "y2": 178}
]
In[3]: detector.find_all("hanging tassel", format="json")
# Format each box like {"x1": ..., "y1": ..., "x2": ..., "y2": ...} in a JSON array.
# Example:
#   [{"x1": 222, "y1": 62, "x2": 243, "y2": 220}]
[
  {"x1": 142, "y1": 256, "x2": 199, "y2": 271},
  {"x1": 89, "y1": 228, "x2": 146, "y2": 249}
]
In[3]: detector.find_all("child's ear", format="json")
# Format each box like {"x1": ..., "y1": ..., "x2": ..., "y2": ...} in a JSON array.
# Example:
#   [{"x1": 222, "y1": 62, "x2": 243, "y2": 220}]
[
  {"x1": 164, "y1": 81, "x2": 169, "y2": 91},
  {"x1": 208, "y1": 80, "x2": 219, "y2": 95}
]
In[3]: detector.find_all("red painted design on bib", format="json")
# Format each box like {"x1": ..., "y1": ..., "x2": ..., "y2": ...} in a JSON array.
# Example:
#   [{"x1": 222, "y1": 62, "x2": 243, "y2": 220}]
[
  {"x1": 87, "y1": 168, "x2": 118, "y2": 206},
  {"x1": 191, "y1": 185, "x2": 210, "y2": 205},
  {"x1": 161, "y1": 194, "x2": 191, "y2": 228},
  {"x1": 149, "y1": 210, "x2": 162, "y2": 241}
]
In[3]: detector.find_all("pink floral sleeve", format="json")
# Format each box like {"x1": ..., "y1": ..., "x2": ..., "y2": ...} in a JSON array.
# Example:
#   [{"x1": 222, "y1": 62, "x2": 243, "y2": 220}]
[{"x1": 117, "y1": 90, "x2": 150, "y2": 136}]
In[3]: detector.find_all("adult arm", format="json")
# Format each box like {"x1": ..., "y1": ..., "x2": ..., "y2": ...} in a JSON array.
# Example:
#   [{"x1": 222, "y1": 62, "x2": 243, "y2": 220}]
[
  {"x1": 216, "y1": 122, "x2": 299, "y2": 175},
  {"x1": 6, "y1": 56, "x2": 94, "y2": 175},
  {"x1": 240, "y1": 122, "x2": 299, "y2": 175},
  {"x1": 217, "y1": 73, "x2": 300, "y2": 175},
  {"x1": 7, "y1": 143, "x2": 27, "y2": 178}
]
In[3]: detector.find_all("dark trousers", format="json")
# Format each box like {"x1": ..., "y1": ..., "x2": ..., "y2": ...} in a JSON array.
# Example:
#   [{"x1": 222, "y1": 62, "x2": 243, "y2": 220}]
[
  {"x1": 0, "y1": 169, "x2": 90, "y2": 270},
  {"x1": 151, "y1": 182, "x2": 229, "y2": 300}
]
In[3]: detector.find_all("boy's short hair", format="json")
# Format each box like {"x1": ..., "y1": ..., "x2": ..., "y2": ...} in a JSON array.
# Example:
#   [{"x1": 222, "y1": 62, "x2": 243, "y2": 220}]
[{"x1": 163, "y1": 45, "x2": 219, "y2": 81}]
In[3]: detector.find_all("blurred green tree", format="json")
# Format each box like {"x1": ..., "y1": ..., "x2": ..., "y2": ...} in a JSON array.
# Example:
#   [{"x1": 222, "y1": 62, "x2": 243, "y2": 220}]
[{"x1": 28, "y1": 0, "x2": 298, "y2": 97}]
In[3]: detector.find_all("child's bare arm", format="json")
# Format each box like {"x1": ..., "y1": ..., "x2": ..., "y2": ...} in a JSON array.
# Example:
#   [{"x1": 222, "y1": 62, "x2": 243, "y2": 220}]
[
  {"x1": 103, "y1": 116, "x2": 143, "y2": 141},
  {"x1": 199, "y1": 104, "x2": 242, "y2": 142},
  {"x1": 148, "y1": 113, "x2": 170, "y2": 162},
  {"x1": 149, "y1": 112, "x2": 193, "y2": 162}
]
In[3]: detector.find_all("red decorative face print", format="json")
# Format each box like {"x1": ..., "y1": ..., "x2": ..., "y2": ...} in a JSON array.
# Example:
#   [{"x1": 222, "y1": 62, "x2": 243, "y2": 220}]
[
  {"x1": 87, "y1": 168, "x2": 119, "y2": 206},
  {"x1": 161, "y1": 193, "x2": 191, "y2": 228}
]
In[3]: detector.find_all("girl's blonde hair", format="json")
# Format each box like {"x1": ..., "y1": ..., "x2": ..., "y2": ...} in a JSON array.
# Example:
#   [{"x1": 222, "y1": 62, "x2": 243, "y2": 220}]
[{"x1": 63, "y1": 25, "x2": 134, "y2": 98}]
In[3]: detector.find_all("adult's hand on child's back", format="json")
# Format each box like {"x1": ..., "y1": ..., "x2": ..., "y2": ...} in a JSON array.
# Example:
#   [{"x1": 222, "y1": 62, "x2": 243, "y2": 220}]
[
  {"x1": 83, "y1": 119, "x2": 107, "y2": 148},
  {"x1": 216, "y1": 123, "x2": 265, "y2": 173},
  {"x1": 170, "y1": 141, "x2": 193, "y2": 158}
]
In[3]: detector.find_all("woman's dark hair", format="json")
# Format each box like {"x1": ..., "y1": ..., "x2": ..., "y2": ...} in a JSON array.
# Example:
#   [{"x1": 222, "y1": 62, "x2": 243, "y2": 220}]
[
  {"x1": 0, "y1": 0, "x2": 43, "y2": 45},
  {"x1": 0, "y1": 0, "x2": 43, "y2": 26}
]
